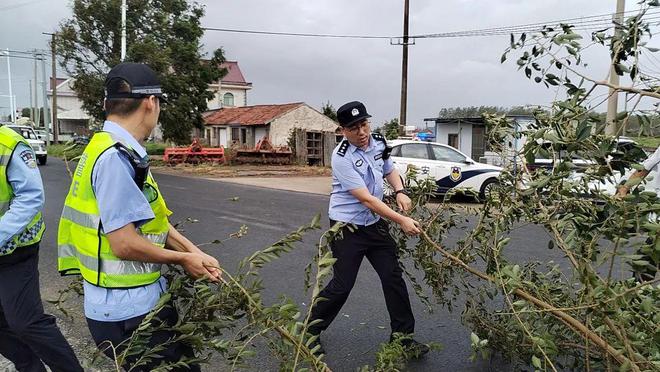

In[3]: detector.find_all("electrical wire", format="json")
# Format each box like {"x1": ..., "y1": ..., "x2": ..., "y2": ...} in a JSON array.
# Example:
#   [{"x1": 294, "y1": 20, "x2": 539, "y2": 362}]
[{"x1": 202, "y1": 8, "x2": 659, "y2": 40}]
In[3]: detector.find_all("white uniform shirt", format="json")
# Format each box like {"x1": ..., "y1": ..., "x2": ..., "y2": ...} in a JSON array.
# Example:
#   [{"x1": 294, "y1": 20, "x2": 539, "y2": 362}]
[{"x1": 642, "y1": 146, "x2": 660, "y2": 195}]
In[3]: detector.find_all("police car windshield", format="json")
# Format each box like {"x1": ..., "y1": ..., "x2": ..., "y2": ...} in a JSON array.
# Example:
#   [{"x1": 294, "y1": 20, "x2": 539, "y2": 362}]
[{"x1": 9, "y1": 126, "x2": 38, "y2": 140}]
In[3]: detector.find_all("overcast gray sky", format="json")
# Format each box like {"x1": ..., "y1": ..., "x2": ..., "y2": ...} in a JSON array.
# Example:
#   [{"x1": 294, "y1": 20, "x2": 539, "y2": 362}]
[{"x1": 0, "y1": 0, "x2": 655, "y2": 127}]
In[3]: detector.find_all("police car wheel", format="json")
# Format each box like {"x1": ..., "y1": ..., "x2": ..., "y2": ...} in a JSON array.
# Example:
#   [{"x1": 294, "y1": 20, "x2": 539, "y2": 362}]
[{"x1": 480, "y1": 178, "x2": 498, "y2": 200}]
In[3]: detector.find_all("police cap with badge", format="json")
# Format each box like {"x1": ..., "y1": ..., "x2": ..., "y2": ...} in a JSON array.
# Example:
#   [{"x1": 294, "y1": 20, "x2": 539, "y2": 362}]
[
  {"x1": 336, "y1": 101, "x2": 392, "y2": 160},
  {"x1": 104, "y1": 62, "x2": 167, "y2": 190}
]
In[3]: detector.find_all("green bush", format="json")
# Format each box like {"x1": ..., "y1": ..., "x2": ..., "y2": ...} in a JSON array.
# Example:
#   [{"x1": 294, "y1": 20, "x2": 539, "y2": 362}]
[{"x1": 146, "y1": 142, "x2": 168, "y2": 155}]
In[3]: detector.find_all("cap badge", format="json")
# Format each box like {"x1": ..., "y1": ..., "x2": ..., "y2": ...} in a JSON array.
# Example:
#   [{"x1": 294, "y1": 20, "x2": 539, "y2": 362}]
[{"x1": 351, "y1": 108, "x2": 359, "y2": 116}]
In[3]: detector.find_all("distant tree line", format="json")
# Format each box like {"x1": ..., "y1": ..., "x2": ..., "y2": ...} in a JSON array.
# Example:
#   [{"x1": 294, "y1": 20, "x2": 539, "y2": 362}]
[{"x1": 438, "y1": 106, "x2": 659, "y2": 136}]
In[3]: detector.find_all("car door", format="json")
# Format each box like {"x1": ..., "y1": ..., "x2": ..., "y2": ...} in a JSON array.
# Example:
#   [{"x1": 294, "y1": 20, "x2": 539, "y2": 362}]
[
  {"x1": 391, "y1": 143, "x2": 435, "y2": 179},
  {"x1": 429, "y1": 144, "x2": 474, "y2": 192}
]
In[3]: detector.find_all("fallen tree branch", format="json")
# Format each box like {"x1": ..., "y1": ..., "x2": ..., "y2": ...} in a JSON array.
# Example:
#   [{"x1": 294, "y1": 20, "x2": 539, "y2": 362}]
[{"x1": 419, "y1": 229, "x2": 641, "y2": 371}]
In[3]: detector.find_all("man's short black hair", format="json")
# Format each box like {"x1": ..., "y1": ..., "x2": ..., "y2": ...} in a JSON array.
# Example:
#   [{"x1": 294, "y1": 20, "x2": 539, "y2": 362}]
[{"x1": 104, "y1": 78, "x2": 145, "y2": 117}]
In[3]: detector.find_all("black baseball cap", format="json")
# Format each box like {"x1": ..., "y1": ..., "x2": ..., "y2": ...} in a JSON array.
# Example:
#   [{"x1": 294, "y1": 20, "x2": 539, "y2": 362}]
[
  {"x1": 337, "y1": 101, "x2": 371, "y2": 127},
  {"x1": 104, "y1": 62, "x2": 167, "y2": 102}
]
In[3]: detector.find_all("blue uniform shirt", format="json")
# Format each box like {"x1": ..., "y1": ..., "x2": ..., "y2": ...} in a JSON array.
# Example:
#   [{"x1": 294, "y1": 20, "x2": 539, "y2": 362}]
[
  {"x1": 83, "y1": 120, "x2": 167, "y2": 322},
  {"x1": 328, "y1": 136, "x2": 394, "y2": 226},
  {"x1": 0, "y1": 143, "x2": 44, "y2": 250}
]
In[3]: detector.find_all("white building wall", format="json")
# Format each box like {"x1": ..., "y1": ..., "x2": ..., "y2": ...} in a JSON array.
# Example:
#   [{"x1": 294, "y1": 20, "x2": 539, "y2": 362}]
[
  {"x1": 254, "y1": 127, "x2": 268, "y2": 143},
  {"x1": 435, "y1": 123, "x2": 473, "y2": 157},
  {"x1": 206, "y1": 86, "x2": 249, "y2": 109},
  {"x1": 268, "y1": 105, "x2": 338, "y2": 147}
]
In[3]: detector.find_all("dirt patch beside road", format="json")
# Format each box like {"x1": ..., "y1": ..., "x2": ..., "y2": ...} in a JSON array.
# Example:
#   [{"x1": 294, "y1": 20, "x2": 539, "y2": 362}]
[{"x1": 151, "y1": 163, "x2": 331, "y2": 179}]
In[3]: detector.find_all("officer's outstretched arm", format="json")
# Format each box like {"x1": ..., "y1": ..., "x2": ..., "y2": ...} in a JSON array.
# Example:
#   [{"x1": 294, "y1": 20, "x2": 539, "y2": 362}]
[
  {"x1": 106, "y1": 223, "x2": 220, "y2": 282},
  {"x1": 349, "y1": 188, "x2": 420, "y2": 236},
  {"x1": 166, "y1": 223, "x2": 221, "y2": 280},
  {"x1": 384, "y1": 169, "x2": 413, "y2": 212},
  {"x1": 617, "y1": 168, "x2": 650, "y2": 197}
]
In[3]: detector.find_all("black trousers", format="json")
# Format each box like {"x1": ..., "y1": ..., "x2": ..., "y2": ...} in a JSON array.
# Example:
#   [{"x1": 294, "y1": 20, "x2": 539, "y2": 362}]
[
  {"x1": 309, "y1": 219, "x2": 415, "y2": 335},
  {"x1": 87, "y1": 302, "x2": 200, "y2": 372},
  {"x1": 633, "y1": 237, "x2": 658, "y2": 282},
  {"x1": 0, "y1": 243, "x2": 83, "y2": 372}
]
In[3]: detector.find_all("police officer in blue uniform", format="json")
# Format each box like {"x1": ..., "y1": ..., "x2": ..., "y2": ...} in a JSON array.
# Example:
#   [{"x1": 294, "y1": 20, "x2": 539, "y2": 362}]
[
  {"x1": 58, "y1": 62, "x2": 221, "y2": 371},
  {"x1": 309, "y1": 101, "x2": 429, "y2": 356},
  {"x1": 0, "y1": 126, "x2": 83, "y2": 371}
]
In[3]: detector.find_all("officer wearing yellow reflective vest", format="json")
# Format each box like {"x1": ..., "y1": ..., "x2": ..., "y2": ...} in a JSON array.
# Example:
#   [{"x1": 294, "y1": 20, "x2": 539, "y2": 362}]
[
  {"x1": 57, "y1": 62, "x2": 221, "y2": 371},
  {"x1": 0, "y1": 125, "x2": 83, "y2": 372}
]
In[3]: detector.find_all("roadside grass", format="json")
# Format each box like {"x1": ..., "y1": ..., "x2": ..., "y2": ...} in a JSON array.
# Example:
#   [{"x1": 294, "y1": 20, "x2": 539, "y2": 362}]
[
  {"x1": 47, "y1": 143, "x2": 84, "y2": 159},
  {"x1": 630, "y1": 136, "x2": 660, "y2": 149}
]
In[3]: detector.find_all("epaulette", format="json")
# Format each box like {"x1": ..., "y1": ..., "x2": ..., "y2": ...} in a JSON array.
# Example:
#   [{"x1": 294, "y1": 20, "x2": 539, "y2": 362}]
[
  {"x1": 371, "y1": 133, "x2": 392, "y2": 160},
  {"x1": 371, "y1": 132, "x2": 386, "y2": 143},
  {"x1": 336, "y1": 139, "x2": 349, "y2": 157}
]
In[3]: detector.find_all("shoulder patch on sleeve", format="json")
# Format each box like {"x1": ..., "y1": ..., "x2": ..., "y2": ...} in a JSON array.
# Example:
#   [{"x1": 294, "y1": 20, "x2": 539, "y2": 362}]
[
  {"x1": 19, "y1": 149, "x2": 37, "y2": 169},
  {"x1": 337, "y1": 140, "x2": 349, "y2": 157}
]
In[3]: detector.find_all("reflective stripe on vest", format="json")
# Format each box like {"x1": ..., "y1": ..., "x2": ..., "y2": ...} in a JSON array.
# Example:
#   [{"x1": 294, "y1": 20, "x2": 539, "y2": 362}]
[
  {"x1": 0, "y1": 126, "x2": 45, "y2": 255},
  {"x1": 57, "y1": 132, "x2": 172, "y2": 288}
]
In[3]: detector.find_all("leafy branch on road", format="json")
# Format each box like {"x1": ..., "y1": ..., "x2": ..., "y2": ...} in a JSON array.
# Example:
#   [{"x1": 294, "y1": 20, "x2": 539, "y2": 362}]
[{"x1": 385, "y1": 4, "x2": 660, "y2": 370}]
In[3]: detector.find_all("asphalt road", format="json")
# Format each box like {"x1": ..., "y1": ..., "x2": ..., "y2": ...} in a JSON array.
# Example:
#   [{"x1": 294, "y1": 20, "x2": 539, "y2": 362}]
[{"x1": 2, "y1": 157, "x2": 574, "y2": 372}]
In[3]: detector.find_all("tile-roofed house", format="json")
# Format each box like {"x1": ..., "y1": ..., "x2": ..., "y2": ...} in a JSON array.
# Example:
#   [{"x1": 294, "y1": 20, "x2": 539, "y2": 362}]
[
  {"x1": 207, "y1": 61, "x2": 253, "y2": 109},
  {"x1": 201, "y1": 102, "x2": 338, "y2": 151}
]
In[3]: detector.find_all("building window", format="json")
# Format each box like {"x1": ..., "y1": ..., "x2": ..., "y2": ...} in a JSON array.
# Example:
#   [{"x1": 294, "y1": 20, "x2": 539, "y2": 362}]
[{"x1": 223, "y1": 92, "x2": 235, "y2": 107}]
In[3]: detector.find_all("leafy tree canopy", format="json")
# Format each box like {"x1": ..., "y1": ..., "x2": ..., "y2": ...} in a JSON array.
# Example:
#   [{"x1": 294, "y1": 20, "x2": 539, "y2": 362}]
[
  {"x1": 382, "y1": 118, "x2": 400, "y2": 140},
  {"x1": 321, "y1": 101, "x2": 338, "y2": 122},
  {"x1": 54, "y1": 0, "x2": 227, "y2": 144}
]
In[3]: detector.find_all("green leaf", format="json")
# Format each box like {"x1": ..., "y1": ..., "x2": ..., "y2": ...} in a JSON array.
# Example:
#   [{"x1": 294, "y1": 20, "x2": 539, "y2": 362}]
[
  {"x1": 501, "y1": 52, "x2": 508, "y2": 63},
  {"x1": 532, "y1": 355, "x2": 542, "y2": 369},
  {"x1": 470, "y1": 332, "x2": 480, "y2": 345},
  {"x1": 616, "y1": 111, "x2": 629, "y2": 121},
  {"x1": 563, "y1": 33, "x2": 582, "y2": 41}
]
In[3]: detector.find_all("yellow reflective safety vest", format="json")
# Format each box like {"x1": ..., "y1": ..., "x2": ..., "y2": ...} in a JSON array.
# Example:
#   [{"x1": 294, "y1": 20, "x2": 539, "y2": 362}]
[
  {"x1": 57, "y1": 132, "x2": 172, "y2": 288},
  {"x1": 0, "y1": 126, "x2": 45, "y2": 256}
]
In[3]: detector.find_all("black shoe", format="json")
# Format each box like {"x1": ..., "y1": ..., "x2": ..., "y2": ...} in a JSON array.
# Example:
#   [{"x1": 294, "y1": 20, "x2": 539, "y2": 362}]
[
  {"x1": 308, "y1": 334, "x2": 325, "y2": 356},
  {"x1": 391, "y1": 336, "x2": 429, "y2": 358}
]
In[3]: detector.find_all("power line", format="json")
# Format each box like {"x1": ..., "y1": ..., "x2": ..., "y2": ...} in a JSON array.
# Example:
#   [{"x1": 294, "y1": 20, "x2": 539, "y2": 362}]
[
  {"x1": 0, "y1": 0, "x2": 47, "y2": 11},
  {"x1": 0, "y1": 54, "x2": 46, "y2": 61},
  {"x1": 202, "y1": 8, "x2": 659, "y2": 40},
  {"x1": 413, "y1": 9, "x2": 660, "y2": 39},
  {"x1": 202, "y1": 26, "x2": 391, "y2": 39}
]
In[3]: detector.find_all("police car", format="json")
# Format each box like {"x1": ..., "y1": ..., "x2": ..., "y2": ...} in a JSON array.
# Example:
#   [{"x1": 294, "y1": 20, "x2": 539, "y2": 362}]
[
  {"x1": 388, "y1": 139, "x2": 502, "y2": 199},
  {"x1": 1, "y1": 124, "x2": 48, "y2": 165},
  {"x1": 524, "y1": 137, "x2": 648, "y2": 197}
]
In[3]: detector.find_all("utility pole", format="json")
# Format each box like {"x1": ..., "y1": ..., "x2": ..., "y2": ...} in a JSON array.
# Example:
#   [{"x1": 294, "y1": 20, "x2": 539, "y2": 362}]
[
  {"x1": 39, "y1": 52, "x2": 50, "y2": 135},
  {"x1": 605, "y1": 0, "x2": 626, "y2": 136},
  {"x1": 33, "y1": 51, "x2": 40, "y2": 126},
  {"x1": 398, "y1": 0, "x2": 410, "y2": 136},
  {"x1": 44, "y1": 32, "x2": 57, "y2": 144},
  {"x1": 5, "y1": 49, "x2": 15, "y2": 122},
  {"x1": 28, "y1": 80, "x2": 33, "y2": 121},
  {"x1": 121, "y1": 0, "x2": 127, "y2": 61}
]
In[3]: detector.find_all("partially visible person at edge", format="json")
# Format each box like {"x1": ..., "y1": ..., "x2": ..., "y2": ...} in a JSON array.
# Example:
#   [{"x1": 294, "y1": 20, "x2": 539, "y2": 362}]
[
  {"x1": 616, "y1": 145, "x2": 659, "y2": 282},
  {"x1": 57, "y1": 62, "x2": 221, "y2": 371},
  {"x1": 0, "y1": 125, "x2": 84, "y2": 372},
  {"x1": 307, "y1": 101, "x2": 429, "y2": 357}
]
